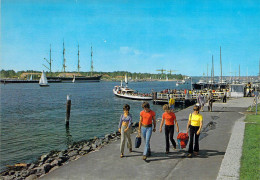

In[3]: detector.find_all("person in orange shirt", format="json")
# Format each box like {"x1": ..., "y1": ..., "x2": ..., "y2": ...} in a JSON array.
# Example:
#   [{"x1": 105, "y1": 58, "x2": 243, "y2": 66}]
[
  {"x1": 159, "y1": 104, "x2": 179, "y2": 154},
  {"x1": 138, "y1": 102, "x2": 156, "y2": 160}
]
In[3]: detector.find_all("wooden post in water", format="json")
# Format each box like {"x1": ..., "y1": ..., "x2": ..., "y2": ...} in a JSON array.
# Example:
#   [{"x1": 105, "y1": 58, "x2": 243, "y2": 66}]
[{"x1": 65, "y1": 95, "x2": 71, "y2": 127}]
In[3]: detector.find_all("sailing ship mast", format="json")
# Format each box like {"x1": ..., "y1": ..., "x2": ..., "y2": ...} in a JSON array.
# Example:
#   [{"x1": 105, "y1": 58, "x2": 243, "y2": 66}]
[
  {"x1": 43, "y1": 44, "x2": 52, "y2": 74},
  {"x1": 62, "y1": 40, "x2": 66, "y2": 72},
  {"x1": 77, "y1": 44, "x2": 80, "y2": 73},
  {"x1": 91, "y1": 46, "x2": 94, "y2": 76}
]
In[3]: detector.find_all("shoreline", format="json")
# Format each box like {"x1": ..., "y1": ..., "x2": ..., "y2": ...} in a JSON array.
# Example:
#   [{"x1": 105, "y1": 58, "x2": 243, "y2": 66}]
[
  {"x1": 0, "y1": 104, "x2": 188, "y2": 180},
  {"x1": 0, "y1": 122, "x2": 139, "y2": 179}
]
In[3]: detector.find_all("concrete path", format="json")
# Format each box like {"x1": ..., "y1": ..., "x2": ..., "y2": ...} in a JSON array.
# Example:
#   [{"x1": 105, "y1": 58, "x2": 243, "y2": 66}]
[{"x1": 41, "y1": 97, "x2": 254, "y2": 180}]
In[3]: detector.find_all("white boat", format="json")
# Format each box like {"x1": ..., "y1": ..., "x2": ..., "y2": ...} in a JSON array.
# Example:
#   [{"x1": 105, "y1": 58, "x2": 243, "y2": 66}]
[
  {"x1": 39, "y1": 71, "x2": 49, "y2": 87},
  {"x1": 113, "y1": 86, "x2": 152, "y2": 100},
  {"x1": 72, "y1": 75, "x2": 75, "y2": 83},
  {"x1": 176, "y1": 79, "x2": 185, "y2": 86},
  {"x1": 113, "y1": 74, "x2": 152, "y2": 100}
]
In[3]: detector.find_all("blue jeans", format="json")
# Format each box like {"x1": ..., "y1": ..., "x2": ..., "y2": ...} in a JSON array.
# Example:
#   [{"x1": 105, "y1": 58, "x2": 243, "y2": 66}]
[{"x1": 141, "y1": 126, "x2": 152, "y2": 156}]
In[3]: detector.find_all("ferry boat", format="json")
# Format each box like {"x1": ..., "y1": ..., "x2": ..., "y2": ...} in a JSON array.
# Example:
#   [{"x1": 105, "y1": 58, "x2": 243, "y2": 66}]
[
  {"x1": 176, "y1": 80, "x2": 185, "y2": 86},
  {"x1": 113, "y1": 86, "x2": 152, "y2": 100},
  {"x1": 113, "y1": 75, "x2": 152, "y2": 100}
]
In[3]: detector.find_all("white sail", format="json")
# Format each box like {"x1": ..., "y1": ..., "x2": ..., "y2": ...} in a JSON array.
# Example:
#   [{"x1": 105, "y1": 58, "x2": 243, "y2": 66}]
[
  {"x1": 72, "y1": 75, "x2": 75, "y2": 83},
  {"x1": 39, "y1": 71, "x2": 49, "y2": 86},
  {"x1": 30, "y1": 75, "x2": 33, "y2": 80},
  {"x1": 125, "y1": 74, "x2": 128, "y2": 84}
]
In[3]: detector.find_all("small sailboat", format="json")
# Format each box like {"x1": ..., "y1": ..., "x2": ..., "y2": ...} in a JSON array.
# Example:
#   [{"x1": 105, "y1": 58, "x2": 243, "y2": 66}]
[
  {"x1": 72, "y1": 75, "x2": 76, "y2": 83},
  {"x1": 39, "y1": 71, "x2": 49, "y2": 87}
]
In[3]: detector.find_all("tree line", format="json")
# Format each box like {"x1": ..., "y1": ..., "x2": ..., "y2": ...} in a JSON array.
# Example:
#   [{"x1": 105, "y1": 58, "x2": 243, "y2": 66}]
[{"x1": 0, "y1": 69, "x2": 184, "y2": 80}]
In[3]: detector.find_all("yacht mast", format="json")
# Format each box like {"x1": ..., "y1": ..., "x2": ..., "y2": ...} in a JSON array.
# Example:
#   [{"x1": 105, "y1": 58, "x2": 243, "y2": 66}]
[
  {"x1": 62, "y1": 40, "x2": 66, "y2": 72},
  {"x1": 91, "y1": 46, "x2": 94, "y2": 76},
  {"x1": 220, "y1": 46, "x2": 222, "y2": 83},
  {"x1": 77, "y1": 44, "x2": 80, "y2": 73},
  {"x1": 207, "y1": 63, "x2": 208, "y2": 83}
]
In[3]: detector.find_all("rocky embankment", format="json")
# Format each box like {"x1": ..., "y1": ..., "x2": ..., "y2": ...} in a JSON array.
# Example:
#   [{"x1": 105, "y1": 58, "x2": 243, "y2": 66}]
[{"x1": 1, "y1": 122, "x2": 139, "y2": 180}]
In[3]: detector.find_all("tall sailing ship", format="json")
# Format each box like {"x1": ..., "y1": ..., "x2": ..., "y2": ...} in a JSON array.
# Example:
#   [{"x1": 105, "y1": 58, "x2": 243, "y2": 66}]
[{"x1": 47, "y1": 42, "x2": 101, "y2": 83}]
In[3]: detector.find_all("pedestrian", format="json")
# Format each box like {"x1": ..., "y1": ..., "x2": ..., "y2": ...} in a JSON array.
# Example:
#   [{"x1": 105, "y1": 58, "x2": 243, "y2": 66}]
[
  {"x1": 223, "y1": 89, "x2": 227, "y2": 103},
  {"x1": 118, "y1": 104, "x2": 132, "y2": 158},
  {"x1": 186, "y1": 105, "x2": 203, "y2": 158},
  {"x1": 169, "y1": 95, "x2": 175, "y2": 112},
  {"x1": 159, "y1": 104, "x2": 179, "y2": 154},
  {"x1": 208, "y1": 90, "x2": 214, "y2": 112},
  {"x1": 138, "y1": 102, "x2": 156, "y2": 160},
  {"x1": 197, "y1": 91, "x2": 205, "y2": 111}
]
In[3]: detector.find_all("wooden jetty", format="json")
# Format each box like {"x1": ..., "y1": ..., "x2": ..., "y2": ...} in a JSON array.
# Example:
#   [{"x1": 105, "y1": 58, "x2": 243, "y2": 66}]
[{"x1": 152, "y1": 90, "x2": 225, "y2": 105}]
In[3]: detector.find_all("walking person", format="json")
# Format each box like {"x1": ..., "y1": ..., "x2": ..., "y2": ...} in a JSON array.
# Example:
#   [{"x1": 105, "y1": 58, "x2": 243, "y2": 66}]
[
  {"x1": 223, "y1": 89, "x2": 227, "y2": 103},
  {"x1": 186, "y1": 105, "x2": 203, "y2": 157},
  {"x1": 159, "y1": 104, "x2": 179, "y2": 154},
  {"x1": 138, "y1": 102, "x2": 156, "y2": 160},
  {"x1": 208, "y1": 90, "x2": 214, "y2": 112},
  {"x1": 169, "y1": 95, "x2": 175, "y2": 112},
  {"x1": 197, "y1": 91, "x2": 205, "y2": 111},
  {"x1": 118, "y1": 104, "x2": 132, "y2": 158}
]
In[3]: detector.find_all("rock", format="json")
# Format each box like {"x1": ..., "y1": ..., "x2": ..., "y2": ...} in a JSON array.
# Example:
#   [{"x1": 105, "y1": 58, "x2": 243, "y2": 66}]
[
  {"x1": 68, "y1": 150, "x2": 78, "y2": 157},
  {"x1": 50, "y1": 159, "x2": 62, "y2": 167},
  {"x1": 45, "y1": 157, "x2": 54, "y2": 164},
  {"x1": 105, "y1": 134, "x2": 112, "y2": 139},
  {"x1": 25, "y1": 174, "x2": 37, "y2": 180},
  {"x1": 91, "y1": 143, "x2": 97, "y2": 149},
  {"x1": 3, "y1": 175, "x2": 16, "y2": 180},
  {"x1": 43, "y1": 164, "x2": 52, "y2": 173},
  {"x1": 28, "y1": 164, "x2": 36, "y2": 170},
  {"x1": 40, "y1": 154, "x2": 49, "y2": 163},
  {"x1": 82, "y1": 145, "x2": 91, "y2": 152},
  {"x1": 8, "y1": 171, "x2": 15, "y2": 176},
  {"x1": 28, "y1": 169, "x2": 37, "y2": 175}
]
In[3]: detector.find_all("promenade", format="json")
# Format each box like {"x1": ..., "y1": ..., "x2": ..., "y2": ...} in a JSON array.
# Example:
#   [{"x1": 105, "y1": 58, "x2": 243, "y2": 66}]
[{"x1": 41, "y1": 97, "x2": 254, "y2": 180}]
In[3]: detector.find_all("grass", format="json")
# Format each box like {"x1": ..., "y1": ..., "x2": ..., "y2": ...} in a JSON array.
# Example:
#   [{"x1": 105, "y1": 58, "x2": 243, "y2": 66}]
[{"x1": 240, "y1": 105, "x2": 260, "y2": 180}]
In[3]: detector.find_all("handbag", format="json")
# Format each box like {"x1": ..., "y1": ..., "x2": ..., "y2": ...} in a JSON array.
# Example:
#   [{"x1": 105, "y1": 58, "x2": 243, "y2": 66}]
[{"x1": 135, "y1": 136, "x2": 141, "y2": 148}]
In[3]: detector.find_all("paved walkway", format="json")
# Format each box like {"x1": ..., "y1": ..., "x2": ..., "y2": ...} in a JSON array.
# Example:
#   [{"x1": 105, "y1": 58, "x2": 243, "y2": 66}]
[{"x1": 41, "y1": 97, "x2": 254, "y2": 180}]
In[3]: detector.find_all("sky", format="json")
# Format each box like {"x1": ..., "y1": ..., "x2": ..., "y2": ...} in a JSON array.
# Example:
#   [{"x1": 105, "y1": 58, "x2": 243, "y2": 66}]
[{"x1": 1, "y1": 0, "x2": 260, "y2": 76}]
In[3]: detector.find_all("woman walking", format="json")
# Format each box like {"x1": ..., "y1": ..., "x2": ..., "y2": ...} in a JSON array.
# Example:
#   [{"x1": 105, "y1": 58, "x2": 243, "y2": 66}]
[
  {"x1": 197, "y1": 91, "x2": 205, "y2": 111},
  {"x1": 186, "y1": 105, "x2": 203, "y2": 157},
  {"x1": 159, "y1": 104, "x2": 179, "y2": 154},
  {"x1": 138, "y1": 102, "x2": 156, "y2": 160},
  {"x1": 118, "y1": 104, "x2": 132, "y2": 158}
]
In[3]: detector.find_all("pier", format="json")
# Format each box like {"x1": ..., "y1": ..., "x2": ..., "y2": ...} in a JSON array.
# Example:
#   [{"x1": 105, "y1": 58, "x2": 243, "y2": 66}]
[
  {"x1": 40, "y1": 97, "x2": 254, "y2": 180},
  {"x1": 152, "y1": 90, "x2": 225, "y2": 105}
]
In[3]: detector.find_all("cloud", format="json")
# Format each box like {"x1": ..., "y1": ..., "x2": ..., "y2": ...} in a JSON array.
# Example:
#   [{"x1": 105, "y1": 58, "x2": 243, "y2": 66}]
[
  {"x1": 151, "y1": 54, "x2": 165, "y2": 58},
  {"x1": 119, "y1": 47, "x2": 142, "y2": 56}
]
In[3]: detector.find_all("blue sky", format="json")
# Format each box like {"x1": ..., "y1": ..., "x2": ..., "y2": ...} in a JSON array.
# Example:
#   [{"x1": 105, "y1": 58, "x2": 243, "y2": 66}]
[{"x1": 1, "y1": 0, "x2": 260, "y2": 76}]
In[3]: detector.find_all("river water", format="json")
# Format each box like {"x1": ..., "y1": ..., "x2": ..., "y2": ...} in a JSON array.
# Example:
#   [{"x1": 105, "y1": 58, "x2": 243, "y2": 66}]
[{"x1": 0, "y1": 81, "x2": 191, "y2": 171}]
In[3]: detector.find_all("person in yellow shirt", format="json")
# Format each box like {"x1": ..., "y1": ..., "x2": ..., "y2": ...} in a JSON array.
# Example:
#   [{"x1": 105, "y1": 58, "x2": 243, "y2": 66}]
[
  {"x1": 186, "y1": 105, "x2": 203, "y2": 157},
  {"x1": 169, "y1": 96, "x2": 175, "y2": 112}
]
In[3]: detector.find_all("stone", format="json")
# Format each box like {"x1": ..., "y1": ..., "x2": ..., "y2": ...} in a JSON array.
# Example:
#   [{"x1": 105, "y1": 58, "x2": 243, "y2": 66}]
[
  {"x1": 82, "y1": 145, "x2": 91, "y2": 152},
  {"x1": 68, "y1": 150, "x2": 78, "y2": 157},
  {"x1": 28, "y1": 164, "x2": 36, "y2": 170},
  {"x1": 50, "y1": 159, "x2": 62, "y2": 166},
  {"x1": 9, "y1": 171, "x2": 15, "y2": 175},
  {"x1": 45, "y1": 158, "x2": 54, "y2": 164},
  {"x1": 28, "y1": 169, "x2": 37, "y2": 175},
  {"x1": 40, "y1": 154, "x2": 49, "y2": 163},
  {"x1": 43, "y1": 164, "x2": 52, "y2": 173}
]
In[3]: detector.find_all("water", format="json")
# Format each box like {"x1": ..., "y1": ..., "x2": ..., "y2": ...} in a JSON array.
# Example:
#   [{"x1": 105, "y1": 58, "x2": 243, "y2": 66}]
[{"x1": 0, "y1": 81, "x2": 190, "y2": 171}]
